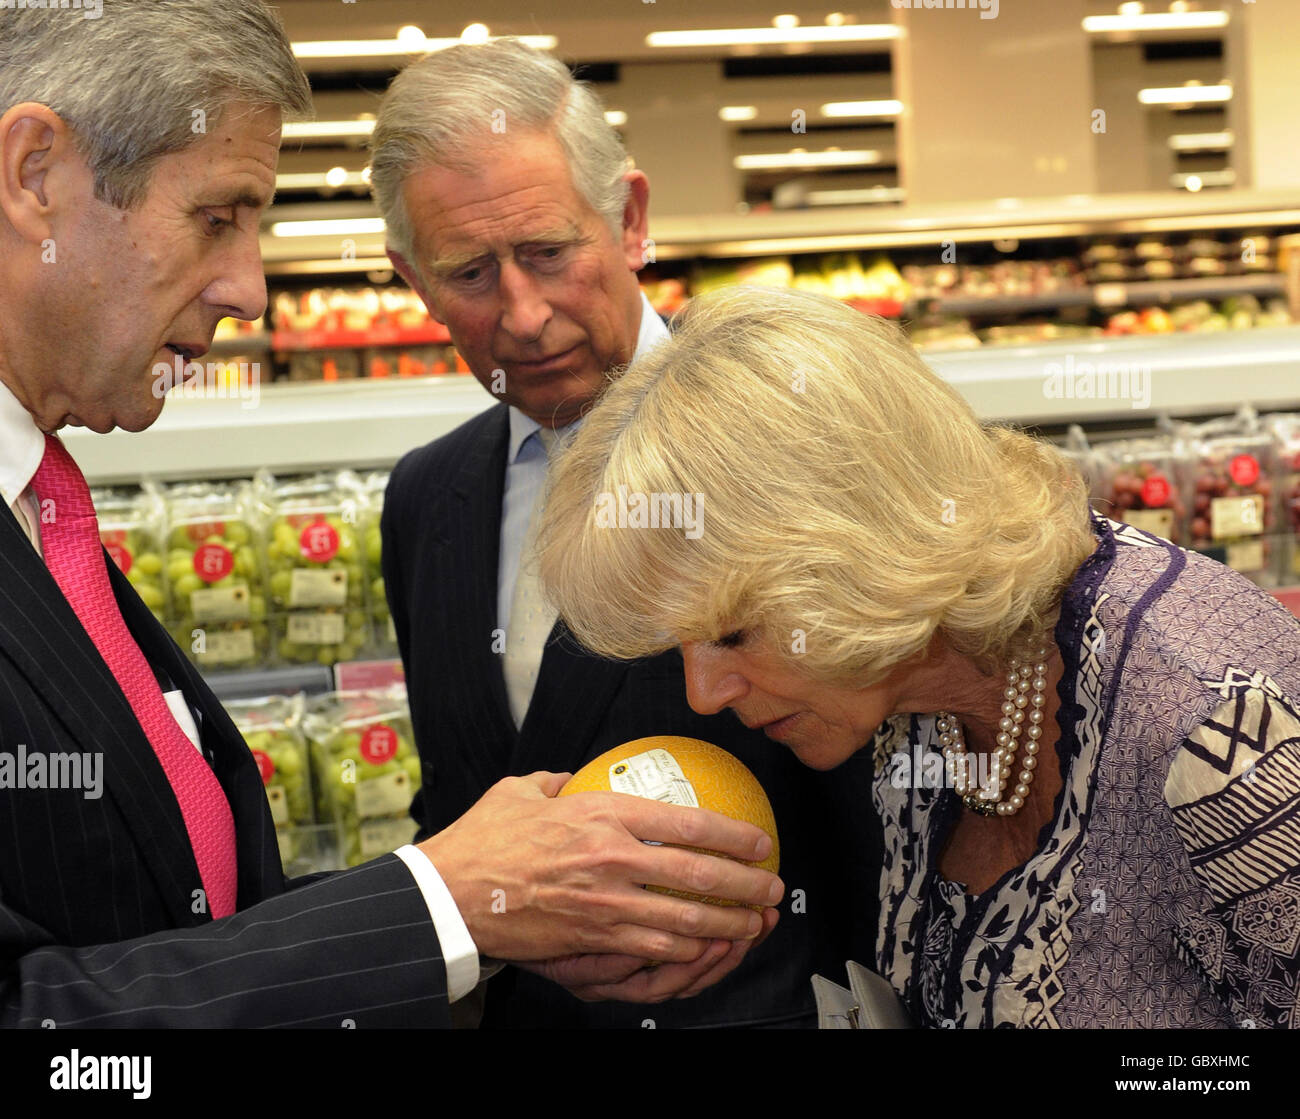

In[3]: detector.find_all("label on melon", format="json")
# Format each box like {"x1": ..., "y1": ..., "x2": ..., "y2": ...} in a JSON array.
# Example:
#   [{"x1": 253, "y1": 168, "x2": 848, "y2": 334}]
[{"x1": 608, "y1": 749, "x2": 700, "y2": 808}]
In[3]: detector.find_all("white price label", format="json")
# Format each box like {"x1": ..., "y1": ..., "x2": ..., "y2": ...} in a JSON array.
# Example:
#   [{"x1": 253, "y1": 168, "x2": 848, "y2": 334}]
[
  {"x1": 359, "y1": 817, "x2": 418, "y2": 858},
  {"x1": 191, "y1": 585, "x2": 251, "y2": 623},
  {"x1": 608, "y1": 749, "x2": 699, "y2": 807},
  {"x1": 1123, "y1": 509, "x2": 1174, "y2": 540},
  {"x1": 1226, "y1": 539, "x2": 1266, "y2": 573},
  {"x1": 1210, "y1": 494, "x2": 1264, "y2": 539},
  {"x1": 196, "y1": 628, "x2": 256, "y2": 665},
  {"x1": 287, "y1": 612, "x2": 346, "y2": 645},
  {"x1": 289, "y1": 568, "x2": 348, "y2": 608},
  {"x1": 354, "y1": 770, "x2": 411, "y2": 819}
]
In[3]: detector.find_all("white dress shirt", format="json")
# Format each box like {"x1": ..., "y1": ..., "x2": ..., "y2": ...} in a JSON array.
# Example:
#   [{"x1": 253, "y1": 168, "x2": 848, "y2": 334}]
[{"x1": 0, "y1": 378, "x2": 480, "y2": 1000}]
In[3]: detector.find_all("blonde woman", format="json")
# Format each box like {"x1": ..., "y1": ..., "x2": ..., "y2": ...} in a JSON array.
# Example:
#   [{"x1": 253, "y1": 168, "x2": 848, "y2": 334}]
[{"x1": 537, "y1": 285, "x2": 1300, "y2": 1029}]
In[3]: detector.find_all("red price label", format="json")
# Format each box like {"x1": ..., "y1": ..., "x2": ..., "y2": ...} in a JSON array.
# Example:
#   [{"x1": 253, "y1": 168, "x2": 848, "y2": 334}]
[
  {"x1": 1229, "y1": 454, "x2": 1260, "y2": 487},
  {"x1": 186, "y1": 521, "x2": 226, "y2": 542},
  {"x1": 360, "y1": 725, "x2": 398, "y2": 765},
  {"x1": 299, "y1": 520, "x2": 340, "y2": 563},
  {"x1": 1140, "y1": 473, "x2": 1171, "y2": 508},
  {"x1": 105, "y1": 543, "x2": 133, "y2": 575},
  {"x1": 252, "y1": 749, "x2": 275, "y2": 785},
  {"x1": 193, "y1": 543, "x2": 234, "y2": 583}
]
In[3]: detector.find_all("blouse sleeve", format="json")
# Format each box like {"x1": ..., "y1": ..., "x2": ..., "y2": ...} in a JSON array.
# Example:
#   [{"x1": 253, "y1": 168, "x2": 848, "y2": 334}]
[{"x1": 1162, "y1": 676, "x2": 1300, "y2": 1029}]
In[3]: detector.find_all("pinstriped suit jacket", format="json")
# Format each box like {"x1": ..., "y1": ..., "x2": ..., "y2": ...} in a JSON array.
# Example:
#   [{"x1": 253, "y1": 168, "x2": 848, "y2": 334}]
[
  {"x1": 0, "y1": 500, "x2": 449, "y2": 1027},
  {"x1": 384, "y1": 403, "x2": 884, "y2": 1029}
]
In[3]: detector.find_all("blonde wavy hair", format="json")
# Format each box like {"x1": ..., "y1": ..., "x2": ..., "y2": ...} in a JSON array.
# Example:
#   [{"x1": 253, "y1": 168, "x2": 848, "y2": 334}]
[{"x1": 536, "y1": 285, "x2": 1096, "y2": 687}]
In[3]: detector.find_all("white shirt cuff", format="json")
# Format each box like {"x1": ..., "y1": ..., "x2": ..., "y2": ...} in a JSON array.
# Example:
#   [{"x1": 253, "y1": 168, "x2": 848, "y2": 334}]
[{"x1": 393, "y1": 844, "x2": 481, "y2": 1002}]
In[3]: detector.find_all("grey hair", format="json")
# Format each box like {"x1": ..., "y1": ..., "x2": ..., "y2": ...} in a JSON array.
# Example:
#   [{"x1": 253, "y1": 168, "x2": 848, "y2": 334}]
[
  {"x1": 370, "y1": 38, "x2": 630, "y2": 265},
  {"x1": 0, "y1": 0, "x2": 312, "y2": 210}
]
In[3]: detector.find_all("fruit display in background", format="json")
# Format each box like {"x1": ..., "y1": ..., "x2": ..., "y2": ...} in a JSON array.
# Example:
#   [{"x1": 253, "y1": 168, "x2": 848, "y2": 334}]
[
  {"x1": 226, "y1": 692, "x2": 314, "y2": 867},
  {"x1": 559, "y1": 736, "x2": 779, "y2": 907},
  {"x1": 163, "y1": 483, "x2": 268, "y2": 671},
  {"x1": 1183, "y1": 416, "x2": 1277, "y2": 585},
  {"x1": 263, "y1": 476, "x2": 370, "y2": 666},
  {"x1": 93, "y1": 486, "x2": 169, "y2": 625},
  {"x1": 1094, "y1": 439, "x2": 1190, "y2": 545},
  {"x1": 1267, "y1": 414, "x2": 1300, "y2": 581},
  {"x1": 304, "y1": 689, "x2": 419, "y2": 868}
]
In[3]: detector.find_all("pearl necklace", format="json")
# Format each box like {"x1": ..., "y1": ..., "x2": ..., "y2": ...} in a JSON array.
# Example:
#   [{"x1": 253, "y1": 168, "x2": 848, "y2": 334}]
[{"x1": 936, "y1": 645, "x2": 1049, "y2": 817}]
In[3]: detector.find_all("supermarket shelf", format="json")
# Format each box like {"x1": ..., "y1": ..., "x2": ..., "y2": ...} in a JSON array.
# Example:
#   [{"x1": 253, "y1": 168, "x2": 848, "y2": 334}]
[
  {"x1": 928, "y1": 325, "x2": 1300, "y2": 424},
  {"x1": 907, "y1": 273, "x2": 1286, "y2": 318},
  {"x1": 209, "y1": 333, "x2": 271, "y2": 354},
  {"x1": 64, "y1": 375, "x2": 496, "y2": 485},
  {"x1": 258, "y1": 189, "x2": 1300, "y2": 270},
  {"x1": 205, "y1": 665, "x2": 334, "y2": 702},
  {"x1": 62, "y1": 328, "x2": 1300, "y2": 481},
  {"x1": 271, "y1": 322, "x2": 451, "y2": 351}
]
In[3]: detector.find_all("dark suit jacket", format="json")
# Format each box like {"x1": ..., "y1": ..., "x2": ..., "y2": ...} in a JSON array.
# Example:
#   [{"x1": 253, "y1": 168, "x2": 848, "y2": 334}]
[
  {"x1": 0, "y1": 500, "x2": 449, "y2": 1027},
  {"x1": 384, "y1": 403, "x2": 883, "y2": 1028}
]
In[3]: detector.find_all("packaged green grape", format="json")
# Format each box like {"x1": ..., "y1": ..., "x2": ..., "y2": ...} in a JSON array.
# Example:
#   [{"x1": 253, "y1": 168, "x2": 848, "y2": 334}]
[
  {"x1": 162, "y1": 481, "x2": 269, "y2": 670},
  {"x1": 264, "y1": 475, "x2": 371, "y2": 667},
  {"x1": 304, "y1": 688, "x2": 420, "y2": 868},
  {"x1": 93, "y1": 484, "x2": 170, "y2": 626}
]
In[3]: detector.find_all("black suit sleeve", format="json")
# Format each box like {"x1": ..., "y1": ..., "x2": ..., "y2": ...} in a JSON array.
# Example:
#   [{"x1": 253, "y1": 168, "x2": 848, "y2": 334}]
[{"x1": 2, "y1": 855, "x2": 449, "y2": 1028}]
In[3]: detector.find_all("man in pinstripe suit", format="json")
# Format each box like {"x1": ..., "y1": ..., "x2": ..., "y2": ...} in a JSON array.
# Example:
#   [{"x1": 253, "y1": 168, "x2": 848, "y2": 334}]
[
  {"x1": 0, "y1": 1, "x2": 781, "y2": 1028},
  {"x1": 375, "y1": 41, "x2": 883, "y2": 1028}
]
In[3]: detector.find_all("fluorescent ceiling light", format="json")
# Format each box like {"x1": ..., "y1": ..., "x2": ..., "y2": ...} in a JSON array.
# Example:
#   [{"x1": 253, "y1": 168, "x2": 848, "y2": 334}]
[
  {"x1": 604, "y1": 110, "x2": 628, "y2": 126},
  {"x1": 293, "y1": 35, "x2": 556, "y2": 59},
  {"x1": 1138, "y1": 84, "x2": 1232, "y2": 105},
  {"x1": 647, "y1": 25, "x2": 898, "y2": 48},
  {"x1": 274, "y1": 171, "x2": 370, "y2": 190},
  {"x1": 282, "y1": 120, "x2": 376, "y2": 140},
  {"x1": 734, "y1": 150, "x2": 881, "y2": 170},
  {"x1": 1083, "y1": 12, "x2": 1228, "y2": 33},
  {"x1": 1172, "y1": 169, "x2": 1236, "y2": 190},
  {"x1": 820, "y1": 99, "x2": 904, "y2": 118},
  {"x1": 719, "y1": 105, "x2": 759, "y2": 121},
  {"x1": 270, "y1": 218, "x2": 387, "y2": 238},
  {"x1": 803, "y1": 187, "x2": 905, "y2": 205},
  {"x1": 1168, "y1": 130, "x2": 1233, "y2": 151}
]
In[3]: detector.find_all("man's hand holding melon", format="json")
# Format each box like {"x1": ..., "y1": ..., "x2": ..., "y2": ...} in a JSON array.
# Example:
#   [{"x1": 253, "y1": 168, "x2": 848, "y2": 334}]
[{"x1": 416, "y1": 737, "x2": 783, "y2": 1003}]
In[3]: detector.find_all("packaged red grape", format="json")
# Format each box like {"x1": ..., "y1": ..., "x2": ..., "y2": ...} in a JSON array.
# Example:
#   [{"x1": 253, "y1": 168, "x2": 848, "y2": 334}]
[
  {"x1": 1182, "y1": 408, "x2": 1277, "y2": 586},
  {"x1": 1264, "y1": 413, "x2": 1300, "y2": 585},
  {"x1": 1093, "y1": 435, "x2": 1191, "y2": 545}
]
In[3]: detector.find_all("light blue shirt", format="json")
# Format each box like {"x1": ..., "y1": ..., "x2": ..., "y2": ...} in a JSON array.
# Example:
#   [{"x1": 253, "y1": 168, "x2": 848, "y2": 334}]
[{"x1": 497, "y1": 290, "x2": 672, "y2": 631}]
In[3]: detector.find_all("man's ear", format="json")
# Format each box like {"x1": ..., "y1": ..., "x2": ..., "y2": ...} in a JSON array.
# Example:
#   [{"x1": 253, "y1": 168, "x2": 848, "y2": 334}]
[
  {"x1": 619, "y1": 169, "x2": 651, "y2": 274},
  {"x1": 387, "y1": 247, "x2": 445, "y2": 325},
  {"x1": 0, "y1": 103, "x2": 79, "y2": 245}
]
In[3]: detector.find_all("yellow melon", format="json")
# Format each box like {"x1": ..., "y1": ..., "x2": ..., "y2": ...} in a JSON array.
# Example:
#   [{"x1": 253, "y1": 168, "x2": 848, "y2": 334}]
[{"x1": 559, "y1": 736, "x2": 779, "y2": 906}]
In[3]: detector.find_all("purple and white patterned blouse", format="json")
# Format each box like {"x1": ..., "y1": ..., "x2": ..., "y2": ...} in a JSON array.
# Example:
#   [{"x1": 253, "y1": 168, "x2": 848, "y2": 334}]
[{"x1": 871, "y1": 513, "x2": 1300, "y2": 1028}]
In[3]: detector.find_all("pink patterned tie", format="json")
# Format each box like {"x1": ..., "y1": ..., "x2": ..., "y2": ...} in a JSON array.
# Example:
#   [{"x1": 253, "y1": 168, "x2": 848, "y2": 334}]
[{"x1": 33, "y1": 435, "x2": 238, "y2": 918}]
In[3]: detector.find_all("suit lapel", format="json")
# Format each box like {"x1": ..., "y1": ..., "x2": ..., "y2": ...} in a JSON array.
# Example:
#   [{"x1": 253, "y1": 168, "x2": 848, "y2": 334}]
[
  {"x1": 443, "y1": 406, "x2": 520, "y2": 777},
  {"x1": 0, "y1": 501, "x2": 206, "y2": 927},
  {"x1": 107, "y1": 557, "x2": 280, "y2": 906}
]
